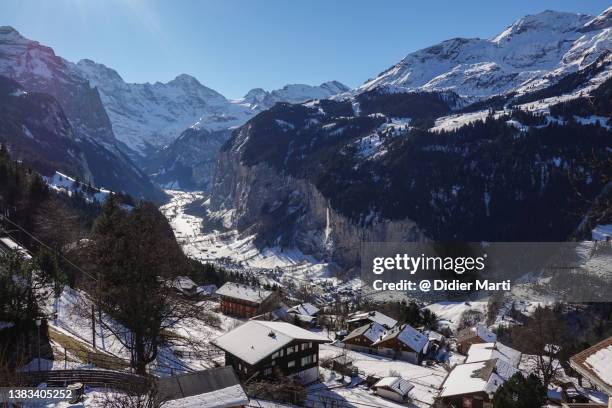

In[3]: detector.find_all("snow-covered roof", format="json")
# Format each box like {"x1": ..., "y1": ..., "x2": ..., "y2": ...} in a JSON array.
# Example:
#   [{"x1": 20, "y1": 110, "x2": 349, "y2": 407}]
[
  {"x1": 466, "y1": 342, "x2": 522, "y2": 367},
  {"x1": 0, "y1": 236, "x2": 32, "y2": 259},
  {"x1": 344, "y1": 322, "x2": 386, "y2": 344},
  {"x1": 374, "y1": 376, "x2": 414, "y2": 397},
  {"x1": 157, "y1": 367, "x2": 248, "y2": 408},
  {"x1": 163, "y1": 384, "x2": 248, "y2": 408},
  {"x1": 173, "y1": 276, "x2": 197, "y2": 291},
  {"x1": 288, "y1": 303, "x2": 320, "y2": 316},
  {"x1": 440, "y1": 358, "x2": 519, "y2": 398},
  {"x1": 347, "y1": 311, "x2": 398, "y2": 329},
  {"x1": 215, "y1": 282, "x2": 273, "y2": 304},
  {"x1": 212, "y1": 321, "x2": 329, "y2": 365},
  {"x1": 570, "y1": 336, "x2": 612, "y2": 395},
  {"x1": 457, "y1": 324, "x2": 497, "y2": 343},
  {"x1": 373, "y1": 323, "x2": 429, "y2": 353},
  {"x1": 423, "y1": 330, "x2": 445, "y2": 342},
  {"x1": 196, "y1": 284, "x2": 217, "y2": 295}
]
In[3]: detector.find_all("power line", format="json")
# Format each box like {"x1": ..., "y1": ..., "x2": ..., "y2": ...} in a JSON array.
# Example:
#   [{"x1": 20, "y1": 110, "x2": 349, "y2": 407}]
[{"x1": 0, "y1": 214, "x2": 98, "y2": 282}]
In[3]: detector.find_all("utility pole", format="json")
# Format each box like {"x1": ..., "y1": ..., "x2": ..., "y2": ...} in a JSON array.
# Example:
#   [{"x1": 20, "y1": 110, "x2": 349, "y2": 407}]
[{"x1": 91, "y1": 305, "x2": 96, "y2": 349}]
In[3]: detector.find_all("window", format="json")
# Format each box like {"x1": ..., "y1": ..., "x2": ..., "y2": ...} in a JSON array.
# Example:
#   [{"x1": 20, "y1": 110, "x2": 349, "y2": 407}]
[
  {"x1": 313, "y1": 354, "x2": 317, "y2": 362},
  {"x1": 288, "y1": 360, "x2": 295, "y2": 368},
  {"x1": 301, "y1": 343, "x2": 307, "y2": 351},
  {"x1": 309, "y1": 342, "x2": 312, "y2": 348},
  {"x1": 264, "y1": 368, "x2": 272, "y2": 376},
  {"x1": 287, "y1": 346, "x2": 295, "y2": 355},
  {"x1": 272, "y1": 351, "x2": 279, "y2": 359},
  {"x1": 301, "y1": 355, "x2": 313, "y2": 366}
]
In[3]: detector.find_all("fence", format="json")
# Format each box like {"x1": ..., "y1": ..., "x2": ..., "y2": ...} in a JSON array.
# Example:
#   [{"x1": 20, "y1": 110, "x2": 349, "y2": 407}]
[{"x1": 2, "y1": 369, "x2": 149, "y2": 394}]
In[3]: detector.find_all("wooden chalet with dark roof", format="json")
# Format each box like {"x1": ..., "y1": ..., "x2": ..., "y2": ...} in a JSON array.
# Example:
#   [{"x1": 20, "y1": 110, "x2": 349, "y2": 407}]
[{"x1": 212, "y1": 321, "x2": 329, "y2": 384}]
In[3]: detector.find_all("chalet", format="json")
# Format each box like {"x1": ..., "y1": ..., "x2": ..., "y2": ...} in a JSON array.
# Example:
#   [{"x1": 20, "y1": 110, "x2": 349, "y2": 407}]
[
  {"x1": 157, "y1": 366, "x2": 248, "y2": 408},
  {"x1": 569, "y1": 336, "x2": 612, "y2": 408},
  {"x1": 343, "y1": 322, "x2": 386, "y2": 354},
  {"x1": 466, "y1": 342, "x2": 522, "y2": 367},
  {"x1": 457, "y1": 324, "x2": 497, "y2": 354},
  {"x1": 422, "y1": 329, "x2": 446, "y2": 359},
  {"x1": 216, "y1": 282, "x2": 276, "y2": 318},
  {"x1": 212, "y1": 321, "x2": 329, "y2": 384},
  {"x1": 373, "y1": 323, "x2": 428, "y2": 364},
  {"x1": 283, "y1": 302, "x2": 319, "y2": 327},
  {"x1": 373, "y1": 376, "x2": 414, "y2": 403},
  {"x1": 439, "y1": 358, "x2": 520, "y2": 408},
  {"x1": 347, "y1": 311, "x2": 397, "y2": 331}
]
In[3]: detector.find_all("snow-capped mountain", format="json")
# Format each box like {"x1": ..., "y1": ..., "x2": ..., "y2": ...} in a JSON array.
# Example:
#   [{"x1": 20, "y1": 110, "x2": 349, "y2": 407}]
[
  {"x1": 235, "y1": 81, "x2": 350, "y2": 110},
  {"x1": 209, "y1": 7, "x2": 612, "y2": 266},
  {"x1": 76, "y1": 60, "x2": 251, "y2": 157},
  {"x1": 360, "y1": 9, "x2": 611, "y2": 98},
  {"x1": 0, "y1": 26, "x2": 165, "y2": 201},
  {"x1": 76, "y1": 59, "x2": 349, "y2": 159}
]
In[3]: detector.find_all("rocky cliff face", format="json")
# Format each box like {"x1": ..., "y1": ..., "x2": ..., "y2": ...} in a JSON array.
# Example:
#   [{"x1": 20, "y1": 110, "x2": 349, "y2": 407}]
[
  {"x1": 143, "y1": 127, "x2": 231, "y2": 191},
  {"x1": 210, "y1": 48, "x2": 611, "y2": 268},
  {"x1": 0, "y1": 26, "x2": 165, "y2": 201},
  {"x1": 211, "y1": 146, "x2": 424, "y2": 267}
]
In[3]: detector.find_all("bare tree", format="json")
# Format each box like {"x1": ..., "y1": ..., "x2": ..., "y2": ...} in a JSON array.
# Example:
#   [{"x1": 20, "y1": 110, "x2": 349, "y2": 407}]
[{"x1": 512, "y1": 306, "x2": 568, "y2": 388}]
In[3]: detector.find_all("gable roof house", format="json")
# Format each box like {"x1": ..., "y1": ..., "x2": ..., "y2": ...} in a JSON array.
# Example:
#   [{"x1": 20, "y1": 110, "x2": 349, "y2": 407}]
[
  {"x1": 216, "y1": 282, "x2": 277, "y2": 318},
  {"x1": 373, "y1": 323, "x2": 429, "y2": 365},
  {"x1": 373, "y1": 376, "x2": 415, "y2": 403},
  {"x1": 457, "y1": 324, "x2": 497, "y2": 354},
  {"x1": 466, "y1": 342, "x2": 522, "y2": 367},
  {"x1": 569, "y1": 336, "x2": 612, "y2": 408},
  {"x1": 343, "y1": 322, "x2": 386, "y2": 354},
  {"x1": 285, "y1": 302, "x2": 320, "y2": 327},
  {"x1": 157, "y1": 366, "x2": 248, "y2": 408},
  {"x1": 347, "y1": 311, "x2": 398, "y2": 331},
  {"x1": 439, "y1": 358, "x2": 520, "y2": 408},
  {"x1": 212, "y1": 321, "x2": 329, "y2": 384}
]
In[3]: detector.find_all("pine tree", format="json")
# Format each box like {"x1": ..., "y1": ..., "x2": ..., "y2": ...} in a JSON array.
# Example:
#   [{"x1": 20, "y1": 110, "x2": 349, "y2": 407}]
[{"x1": 492, "y1": 373, "x2": 546, "y2": 408}]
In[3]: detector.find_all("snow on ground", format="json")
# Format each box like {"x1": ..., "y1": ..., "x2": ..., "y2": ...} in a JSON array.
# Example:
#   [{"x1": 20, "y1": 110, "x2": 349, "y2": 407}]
[
  {"x1": 309, "y1": 369, "x2": 413, "y2": 408},
  {"x1": 44, "y1": 172, "x2": 111, "y2": 203},
  {"x1": 160, "y1": 190, "x2": 358, "y2": 297},
  {"x1": 423, "y1": 301, "x2": 487, "y2": 331},
  {"x1": 319, "y1": 345, "x2": 446, "y2": 407}
]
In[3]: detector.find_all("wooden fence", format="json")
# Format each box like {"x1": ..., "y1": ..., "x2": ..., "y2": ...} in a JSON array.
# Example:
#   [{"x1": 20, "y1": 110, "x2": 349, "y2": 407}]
[{"x1": 1, "y1": 369, "x2": 149, "y2": 394}]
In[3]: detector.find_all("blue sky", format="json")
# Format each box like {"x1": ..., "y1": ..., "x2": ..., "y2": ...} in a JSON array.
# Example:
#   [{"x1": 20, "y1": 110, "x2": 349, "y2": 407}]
[{"x1": 0, "y1": 0, "x2": 609, "y2": 98}]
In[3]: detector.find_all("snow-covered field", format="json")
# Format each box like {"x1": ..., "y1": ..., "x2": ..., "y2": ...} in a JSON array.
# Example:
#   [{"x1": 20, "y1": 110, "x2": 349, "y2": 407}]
[{"x1": 160, "y1": 190, "x2": 361, "y2": 299}]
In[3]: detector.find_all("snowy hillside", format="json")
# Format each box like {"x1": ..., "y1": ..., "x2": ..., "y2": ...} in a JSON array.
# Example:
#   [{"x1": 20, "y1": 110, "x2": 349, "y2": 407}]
[
  {"x1": 360, "y1": 9, "x2": 611, "y2": 98},
  {"x1": 76, "y1": 59, "x2": 348, "y2": 158}
]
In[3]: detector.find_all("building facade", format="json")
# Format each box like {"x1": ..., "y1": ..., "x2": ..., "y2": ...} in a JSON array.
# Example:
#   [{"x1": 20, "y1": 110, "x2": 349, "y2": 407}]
[{"x1": 213, "y1": 320, "x2": 329, "y2": 384}]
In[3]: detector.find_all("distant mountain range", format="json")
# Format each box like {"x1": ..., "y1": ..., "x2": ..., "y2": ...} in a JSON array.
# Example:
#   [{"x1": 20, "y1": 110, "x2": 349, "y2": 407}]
[
  {"x1": 360, "y1": 9, "x2": 611, "y2": 98},
  {"x1": 76, "y1": 58, "x2": 349, "y2": 160},
  {"x1": 211, "y1": 8, "x2": 612, "y2": 266},
  {"x1": 0, "y1": 26, "x2": 349, "y2": 196},
  {"x1": 0, "y1": 5, "x2": 610, "y2": 254}
]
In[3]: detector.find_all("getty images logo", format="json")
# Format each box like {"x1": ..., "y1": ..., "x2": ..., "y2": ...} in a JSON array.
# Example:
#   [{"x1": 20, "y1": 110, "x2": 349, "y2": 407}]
[{"x1": 372, "y1": 253, "x2": 487, "y2": 275}]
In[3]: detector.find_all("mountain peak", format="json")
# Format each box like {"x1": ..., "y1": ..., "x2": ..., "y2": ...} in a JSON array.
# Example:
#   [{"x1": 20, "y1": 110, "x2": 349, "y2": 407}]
[
  {"x1": 242, "y1": 88, "x2": 269, "y2": 104},
  {"x1": 580, "y1": 6, "x2": 612, "y2": 32},
  {"x1": 0, "y1": 26, "x2": 38, "y2": 46},
  {"x1": 320, "y1": 80, "x2": 350, "y2": 94},
  {"x1": 169, "y1": 73, "x2": 202, "y2": 87},
  {"x1": 76, "y1": 59, "x2": 125, "y2": 84},
  {"x1": 492, "y1": 10, "x2": 591, "y2": 43}
]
